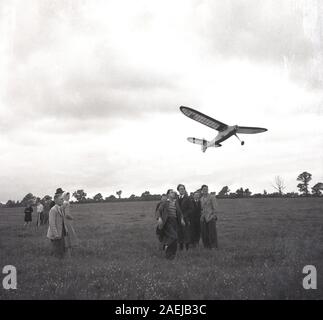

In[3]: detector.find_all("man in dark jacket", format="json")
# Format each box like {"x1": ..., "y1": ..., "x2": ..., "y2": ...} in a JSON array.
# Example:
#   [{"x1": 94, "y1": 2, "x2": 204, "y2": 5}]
[
  {"x1": 176, "y1": 184, "x2": 194, "y2": 250},
  {"x1": 190, "y1": 191, "x2": 202, "y2": 247}
]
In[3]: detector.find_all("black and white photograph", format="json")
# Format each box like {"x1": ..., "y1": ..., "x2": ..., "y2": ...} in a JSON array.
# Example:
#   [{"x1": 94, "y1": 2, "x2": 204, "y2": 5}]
[{"x1": 0, "y1": 0, "x2": 322, "y2": 304}]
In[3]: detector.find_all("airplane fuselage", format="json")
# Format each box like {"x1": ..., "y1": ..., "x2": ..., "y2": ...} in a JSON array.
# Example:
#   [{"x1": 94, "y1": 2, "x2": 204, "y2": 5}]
[{"x1": 207, "y1": 125, "x2": 238, "y2": 148}]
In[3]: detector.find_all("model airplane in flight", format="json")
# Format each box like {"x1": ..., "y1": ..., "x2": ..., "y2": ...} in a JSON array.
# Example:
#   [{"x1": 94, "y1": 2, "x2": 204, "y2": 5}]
[{"x1": 180, "y1": 106, "x2": 268, "y2": 152}]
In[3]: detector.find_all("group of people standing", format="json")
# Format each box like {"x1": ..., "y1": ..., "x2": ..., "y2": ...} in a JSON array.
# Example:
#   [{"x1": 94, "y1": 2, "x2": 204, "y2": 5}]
[
  {"x1": 155, "y1": 184, "x2": 218, "y2": 260},
  {"x1": 23, "y1": 184, "x2": 217, "y2": 261},
  {"x1": 23, "y1": 198, "x2": 51, "y2": 228},
  {"x1": 23, "y1": 187, "x2": 78, "y2": 258}
]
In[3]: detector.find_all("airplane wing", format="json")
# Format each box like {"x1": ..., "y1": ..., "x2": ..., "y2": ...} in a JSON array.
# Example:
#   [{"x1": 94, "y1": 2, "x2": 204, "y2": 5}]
[
  {"x1": 180, "y1": 106, "x2": 228, "y2": 132},
  {"x1": 236, "y1": 126, "x2": 268, "y2": 134}
]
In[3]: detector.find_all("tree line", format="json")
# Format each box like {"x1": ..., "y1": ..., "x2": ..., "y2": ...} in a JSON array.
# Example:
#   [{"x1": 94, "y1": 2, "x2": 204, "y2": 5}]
[
  {"x1": 217, "y1": 172, "x2": 322, "y2": 198},
  {"x1": 1, "y1": 171, "x2": 322, "y2": 208}
]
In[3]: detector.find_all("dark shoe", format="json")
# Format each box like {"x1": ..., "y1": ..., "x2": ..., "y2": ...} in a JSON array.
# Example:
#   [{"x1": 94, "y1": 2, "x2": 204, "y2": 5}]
[
  {"x1": 185, "y1": 244, "x2": 189, "y2": 250},
  {"x1": 179, "y1": 243, "x2": 184, "y2": 250}
]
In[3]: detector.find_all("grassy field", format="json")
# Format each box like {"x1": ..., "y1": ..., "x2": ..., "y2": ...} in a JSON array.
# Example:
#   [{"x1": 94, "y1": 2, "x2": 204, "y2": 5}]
[{"x1": 0, "y1": 198, "x2": 322, "y2": 300}]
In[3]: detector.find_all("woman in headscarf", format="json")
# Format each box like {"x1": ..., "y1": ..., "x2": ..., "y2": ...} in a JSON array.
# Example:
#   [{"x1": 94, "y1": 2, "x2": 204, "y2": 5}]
[
  {"x1": 156, "y1": 189, "x2": 185, "y2": 260},
  {"x1": 200, "y1": 185, "x2": 218, "y2": 249},
  {"x1": 62, "y1": 192, "x2": 78, "y2": 257}
]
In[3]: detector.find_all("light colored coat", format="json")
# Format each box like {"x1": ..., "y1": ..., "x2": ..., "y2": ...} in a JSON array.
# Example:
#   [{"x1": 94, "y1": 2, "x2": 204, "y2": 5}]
[
  {"x1": 47, "y1": 205, "x2": 66, "y2": 240},
  {"x1": 200, "y1": 194, "x2": 218, "y2": 223}
]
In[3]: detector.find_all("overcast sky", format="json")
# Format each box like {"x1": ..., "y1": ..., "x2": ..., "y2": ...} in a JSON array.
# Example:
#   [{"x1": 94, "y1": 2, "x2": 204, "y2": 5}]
[{"x1": 0, "y1": 0, "x2": 322, "y2": 202}]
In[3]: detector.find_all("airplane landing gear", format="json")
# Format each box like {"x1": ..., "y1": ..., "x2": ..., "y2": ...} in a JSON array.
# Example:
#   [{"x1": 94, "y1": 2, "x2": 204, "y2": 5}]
[{"x1": 235, "y1": 134, "x2": 244, "y2": 146}]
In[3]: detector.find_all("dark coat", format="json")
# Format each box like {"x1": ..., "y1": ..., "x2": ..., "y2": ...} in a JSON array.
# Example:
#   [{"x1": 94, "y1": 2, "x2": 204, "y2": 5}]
[
  {"x1": 155, "y1": 200, "x2": 167, "y2": 220},
  {"x1": 177, "y1": 195, "x2": 194, "y2": 244},
  {"x1": 156, "y1": 200, "x2": 183, "y2": 228},
  {"x1": 177, "y1": 194, "x2": 194, "y2": 224},
  {"x1": 191, "y1": 199, "x2": 201, "y2": 221},
  {"x1": 190, "y1": 199, "x2": 202, "y2": 244},
  {"x1": 156, "y1": 200, "x2": 183, "y2": 244}
]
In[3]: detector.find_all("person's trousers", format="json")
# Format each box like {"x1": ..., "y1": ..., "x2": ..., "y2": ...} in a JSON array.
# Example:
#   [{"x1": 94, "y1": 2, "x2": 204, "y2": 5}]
[
  {"x1": 165, "y1": 240, "x2": 177, "y2": 260},
  {"x1": 201, "y1": 219, "x2": 218, "y2": 249},
  {"x1": 177, "y1": 223, "x2": 190, "y2": 247},
  {"x1": 51, "y1": 238, "x2": 65, "y2": 258}
]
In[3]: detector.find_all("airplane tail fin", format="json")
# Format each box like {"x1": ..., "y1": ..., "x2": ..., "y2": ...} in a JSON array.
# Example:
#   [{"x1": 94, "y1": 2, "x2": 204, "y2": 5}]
[
  {"x1": 187, "y1": 137, "x2": 208, "y2": 152},
  {"x1": 187, "y1": 137, "x2": 222, "y2": 152}
]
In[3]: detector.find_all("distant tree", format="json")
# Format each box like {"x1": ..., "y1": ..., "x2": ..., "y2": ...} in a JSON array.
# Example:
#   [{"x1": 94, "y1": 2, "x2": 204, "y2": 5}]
[
  {"x1": 263, "y1": 189, "x2": 268, "y2": 196},
  {"x1": 297, "y1": 171, "x2": 312, "y2": 196},
  {"x1": 129, "y1": 194, "x2": 137, "y2": 200},
  {"x1": 253, "y1": 193, "x2": 263, "y2": 198},
  {"x1": 106, "y1": 195, "x2": 116, "y2": 201},
  {"x1": 312, "y1": 183, "x2": 323, "y2": 196},
  {"x1": 5, "y1": 200, "x2": 16, "y2": 207},
  {"x1": 285, "y1": 192, "x2": 299, "y2": 198},
  {"x1": 93, "y1": 193, "x2": 103, "y2": 202},
  {"x1": 268, "y1": 192, "x2": 281, "y2": 198},
  {"x1": 21, "y1": 193, "x2": 35, "y2": 206},
  {"x1": 236, "y1": 188, "x2": 244, "y2": 198},
  {"x1": 73, "y1": 189, "x2": 87, "y2": 202},
  {"x1": 218, "y1": 186, "x2": 230, "y2": 197},
  {"x1": 116, "y1": 190, "x2": 122, "y2": 199},
  {"x1": 314, "y1": 182, "x2": 323, "y2": 189},
  {"x1": 244, "y1": 188, "x2": 252, "y2": 197},
  {"x1": 141, "y1": 191, "x2": 151, "y2": 201},
  {"x1": 272, "y1": 176, "x2": 286, "y2": 196}
]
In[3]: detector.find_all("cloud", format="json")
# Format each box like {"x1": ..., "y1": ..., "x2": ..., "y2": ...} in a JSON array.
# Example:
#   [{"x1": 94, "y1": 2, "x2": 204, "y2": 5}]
[
  {"x1": 193, "y1": 0, "x2": 322, "y2": 88},
  {"x1": 0, "y1": 0, "x2": 322, "y2": 202},
  {"x1": 1, "y1": 0, "x2": 202, "y2": 140}
]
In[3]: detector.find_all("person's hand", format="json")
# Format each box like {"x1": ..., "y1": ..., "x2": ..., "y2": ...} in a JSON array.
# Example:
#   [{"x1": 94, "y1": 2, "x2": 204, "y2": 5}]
[
  {"x1": 181, "y1": 218, "x2": 185, "y2": 226},
  {"x1": 157, "y1": 218, "x2": 163, "y2": 229}
]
